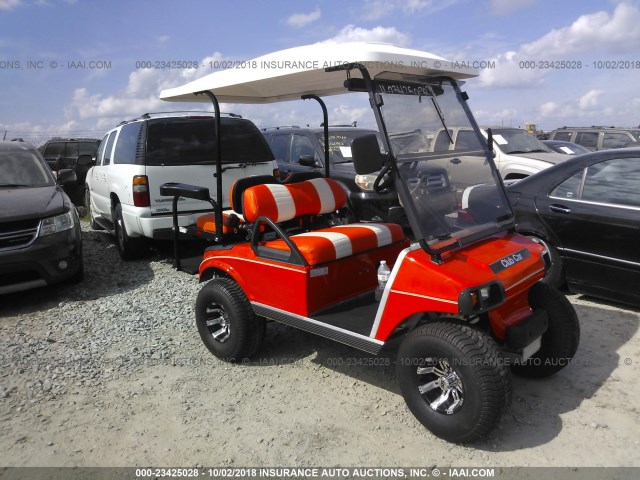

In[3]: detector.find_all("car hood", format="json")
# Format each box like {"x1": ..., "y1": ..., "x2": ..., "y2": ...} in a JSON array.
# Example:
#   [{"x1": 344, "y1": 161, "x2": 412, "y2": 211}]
[
  {"x1": 0, "y1": 186, "x2": 66, "y2": 222},
  {"x1": 508, "y1": 151, "x2": 568, "y2": 165}
]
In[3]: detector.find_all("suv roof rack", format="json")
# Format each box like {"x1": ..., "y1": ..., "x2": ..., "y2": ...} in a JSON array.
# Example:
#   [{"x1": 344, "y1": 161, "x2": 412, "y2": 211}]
[
  {"x1": 118, "y1": 111, "x2": 243, "y2": 125},
  {"x1": 559, "y1": 126, "x2": 616, "y2": 129},
  {"x1": 260, "y1": 126, "x2": 300, "y2": 131}
]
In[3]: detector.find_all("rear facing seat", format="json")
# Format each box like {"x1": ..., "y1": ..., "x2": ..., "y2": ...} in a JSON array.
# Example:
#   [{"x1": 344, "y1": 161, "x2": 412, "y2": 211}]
[
  {"x1": 242, "y1": 177, "x2": 405, "y2": 266},
  {"x1": 196, "y1": 175, "x2": 278, "y2": 234}
]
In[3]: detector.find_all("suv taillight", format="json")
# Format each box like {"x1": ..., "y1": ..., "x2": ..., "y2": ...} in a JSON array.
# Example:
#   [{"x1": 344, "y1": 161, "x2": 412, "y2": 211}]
[{"x1": 133, "y1": 175, "x2": 150, "y2": 207}]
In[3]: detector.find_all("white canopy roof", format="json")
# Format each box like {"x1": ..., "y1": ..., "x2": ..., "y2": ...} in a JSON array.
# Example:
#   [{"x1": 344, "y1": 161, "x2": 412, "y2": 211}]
[{"x1": 160, "y1": 42, "x2": 478, "y2": 104}]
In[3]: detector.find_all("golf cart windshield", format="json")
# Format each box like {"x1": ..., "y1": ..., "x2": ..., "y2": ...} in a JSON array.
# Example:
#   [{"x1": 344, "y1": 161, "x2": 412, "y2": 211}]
[{"x1": 376, "y1": 74, "x2": 513, "y2": 248}]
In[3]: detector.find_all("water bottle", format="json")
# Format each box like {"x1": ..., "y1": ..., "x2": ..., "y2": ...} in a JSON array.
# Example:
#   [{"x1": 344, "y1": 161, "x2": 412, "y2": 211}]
[{"x1": 375, "y1": 260, "x2": 391, "y2": 301}]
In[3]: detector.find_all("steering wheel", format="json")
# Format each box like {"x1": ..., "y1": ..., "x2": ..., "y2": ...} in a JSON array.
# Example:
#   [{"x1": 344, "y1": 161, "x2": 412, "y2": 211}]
[{"x1": 374, "y1": 165, "x2": 395, "y2": 194}]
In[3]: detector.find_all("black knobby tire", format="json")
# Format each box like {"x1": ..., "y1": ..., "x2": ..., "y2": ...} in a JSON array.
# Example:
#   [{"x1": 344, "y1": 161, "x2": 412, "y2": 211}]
[
  {"x1": 85, "y1": 189, "x2": 102, "y2": 230},
  {"x1": 512, "y1": 282, "x2": 580, "y2": 378},
  {"x1": 397, "y1": 322, "x2": 512, "y2": 443},
  {"x1": 527, "y1": 234, "x2": 563, "y2": 288},
  {"x1": 195, "y1": 278, "x2": 264, "y2": 362},
  {"x1": 114, "y1": 203, "x2": 147, "y2": 260}
]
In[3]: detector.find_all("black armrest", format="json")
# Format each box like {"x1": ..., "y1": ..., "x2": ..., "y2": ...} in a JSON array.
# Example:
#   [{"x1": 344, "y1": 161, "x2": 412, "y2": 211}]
[{"x1": 159, "y1": 182, "x2": 210, "y2": 201}]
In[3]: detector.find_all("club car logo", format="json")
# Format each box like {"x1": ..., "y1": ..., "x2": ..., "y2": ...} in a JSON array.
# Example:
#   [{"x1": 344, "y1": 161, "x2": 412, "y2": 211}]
[{"x1": 490, "y1": 249, "x2": 531, "y2": 273}]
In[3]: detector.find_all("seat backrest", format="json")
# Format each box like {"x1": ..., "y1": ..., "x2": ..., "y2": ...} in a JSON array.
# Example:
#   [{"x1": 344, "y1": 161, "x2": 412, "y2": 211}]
[
  {"x1": 243, "y1": 178, "x2": 347, "y2": 223},
  {"x1": 229, "y1": 175, "x2": 279, "y2": 214}
]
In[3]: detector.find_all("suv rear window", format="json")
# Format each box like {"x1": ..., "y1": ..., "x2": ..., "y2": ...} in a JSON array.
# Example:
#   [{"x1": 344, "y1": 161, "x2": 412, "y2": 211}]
[{"x1": 145, "y1": 117, "x2": 274, "y2": 166}]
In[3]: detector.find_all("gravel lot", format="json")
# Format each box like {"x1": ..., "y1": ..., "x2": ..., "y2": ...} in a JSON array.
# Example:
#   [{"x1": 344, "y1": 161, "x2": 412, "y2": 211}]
[{"x1": 1, "y1": 221, "x2": 640, "y2": 468}]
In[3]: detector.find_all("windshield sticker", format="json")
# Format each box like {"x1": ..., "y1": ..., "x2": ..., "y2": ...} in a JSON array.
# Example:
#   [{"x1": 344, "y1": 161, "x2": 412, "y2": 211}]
[
  {"x1": 490, "y1": 248, "x2": 531, "y2": 273},
  {"x1": 559, "y1": 146, "x2": 574, "y2": 154},
  {"x1": 339, "y1": 146, "x2": 352, "y2": 158},
  {"x1": 376, "y1": 82, "x2": 431, "y2": 97},
  {"x1": 493, "y1": 134, "x2": 508, "y2": 145}
]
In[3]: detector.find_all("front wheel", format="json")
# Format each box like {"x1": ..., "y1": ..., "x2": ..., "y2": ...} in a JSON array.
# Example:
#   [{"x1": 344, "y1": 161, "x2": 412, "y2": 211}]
[
  {"x1": 512, "y1": 282, "x2": 580, "y2": 378},
  {"x1": 85, "y1": 188, "x2": 102, "y2": 230},
  {"x1": 397, "y1": 322, "x2": 512, "y2": 443},
  {"x1": 195, "y1": 278, "x2": 265, "y2": 362}
]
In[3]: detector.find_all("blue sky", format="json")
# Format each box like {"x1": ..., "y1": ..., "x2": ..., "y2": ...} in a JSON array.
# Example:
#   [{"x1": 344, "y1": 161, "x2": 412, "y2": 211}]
[{"x1": 1, "y1": 0, "x2": 640, "y2": 142}]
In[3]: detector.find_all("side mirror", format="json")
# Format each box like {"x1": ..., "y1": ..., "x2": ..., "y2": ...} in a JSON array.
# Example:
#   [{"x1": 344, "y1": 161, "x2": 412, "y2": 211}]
[
  {"x1": 298, "y1": 155, "x2": 317, "y2": 167},
  {"x1": 77, "y1": 154, "x2": 95, "y2": 167},
  {"x1": 57, "y1": 169, "x2": 77, "y2": 185},
  {"x1": 351, "y1": 133, "x2": 385, "y2": 174}
]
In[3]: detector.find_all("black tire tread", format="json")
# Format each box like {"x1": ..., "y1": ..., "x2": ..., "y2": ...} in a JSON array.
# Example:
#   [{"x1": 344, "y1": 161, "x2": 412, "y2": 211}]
[
  {"x1": 398, "y1": 322, "x2": 512, "y2": 443},
  {"x1": 114, "y1": 203, "x2": 146, "y2": 260},
  {"x1": 195, "y1": 278, "x2": 261, "y2": 362}
]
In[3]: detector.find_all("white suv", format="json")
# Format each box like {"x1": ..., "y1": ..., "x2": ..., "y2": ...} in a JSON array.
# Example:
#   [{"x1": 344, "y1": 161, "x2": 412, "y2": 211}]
[{"x1": 85, "y1": 112, "x2": 279, "y2": 259}]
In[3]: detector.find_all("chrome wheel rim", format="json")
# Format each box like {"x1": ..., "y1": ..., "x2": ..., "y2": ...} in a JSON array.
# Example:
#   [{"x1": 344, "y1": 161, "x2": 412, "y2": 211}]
[
  {"x1": 417, "y1": 357, "x2": 464, "y2": 415},
  {"x1": 204, "y1": 304, "x2": 230, "y2": 342}
]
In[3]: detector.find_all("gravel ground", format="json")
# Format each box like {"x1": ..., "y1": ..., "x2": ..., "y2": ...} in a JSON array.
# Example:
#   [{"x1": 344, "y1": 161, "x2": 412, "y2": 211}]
[{"x1": 1, "y1": 220, "x2": 640, "y2": 468}]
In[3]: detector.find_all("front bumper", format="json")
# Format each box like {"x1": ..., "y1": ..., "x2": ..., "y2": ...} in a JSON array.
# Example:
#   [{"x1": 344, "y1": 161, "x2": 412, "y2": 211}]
[{"x1": 0, "y1": 226, "x2": 82, "y2": 294}]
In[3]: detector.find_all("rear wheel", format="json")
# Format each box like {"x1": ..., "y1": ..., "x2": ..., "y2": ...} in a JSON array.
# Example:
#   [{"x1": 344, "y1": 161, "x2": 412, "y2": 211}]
[
  {"x1": 195, "y1": 278, "x2": 265, "y2": 361},
  {"x1": 397, "y1": 322, "x2": 512, "y2": 443},
  {"x1": 512, "y1": 282, "x2": 580, "y2": 378},
  {"x1": 114, "y1": 203, "x2": 146, "y2": 260}
]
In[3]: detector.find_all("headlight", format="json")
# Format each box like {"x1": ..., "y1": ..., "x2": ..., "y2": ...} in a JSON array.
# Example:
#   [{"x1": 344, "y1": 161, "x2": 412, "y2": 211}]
[
  {"x1": 458, "y1": 282, "x2": 506, "y2": 315},
  {"x1": 355, "y1": 174, "x2": 377, "y2": 191},
  {"x1": 39, "y1": 211, "x2": 75, "y2": 236}
]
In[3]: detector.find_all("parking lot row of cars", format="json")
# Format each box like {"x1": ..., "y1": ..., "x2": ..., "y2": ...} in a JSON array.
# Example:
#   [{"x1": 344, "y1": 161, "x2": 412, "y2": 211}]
[{"x1": 0, "y1": 117, "x2": 638, "y2": 307}]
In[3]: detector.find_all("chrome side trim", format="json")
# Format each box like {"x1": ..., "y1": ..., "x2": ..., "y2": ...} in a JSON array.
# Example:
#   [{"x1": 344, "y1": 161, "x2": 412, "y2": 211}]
[
  {"x1": 560, "y1": 248, "x2": 640, "y2": 268},
  {"x1": 548, "y1": 195, "x2": 640, "y2": 212}
]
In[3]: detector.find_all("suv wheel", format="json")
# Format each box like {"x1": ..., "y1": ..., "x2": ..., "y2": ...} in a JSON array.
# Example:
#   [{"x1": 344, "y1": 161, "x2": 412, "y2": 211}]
[{"x1": 114, "y1": 203, "x2": 147, "y2": 260}]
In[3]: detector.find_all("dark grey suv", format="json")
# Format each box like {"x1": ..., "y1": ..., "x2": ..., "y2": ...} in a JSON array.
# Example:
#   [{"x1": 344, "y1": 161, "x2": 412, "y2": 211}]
[
  {"x1": 262, "y1": 126, "x2": 404, "y2": 222},
  {"x1": 0, "y1": 141, "x2": 83, "y2": 294},
  {"x1": 38, "y1": 137, "x2": 101, "y2": 205},
  {"x1": 548, "y1": 127, "x2": 640, "y2": 151}
]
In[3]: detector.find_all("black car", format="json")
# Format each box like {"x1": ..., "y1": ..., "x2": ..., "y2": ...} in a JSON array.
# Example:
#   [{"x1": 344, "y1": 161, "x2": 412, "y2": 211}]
[
  {"x1": 0, "y1": 141, "x2": 83, "y2": 294},
  {"x1": 507, "y1": 148, "x2": 640, "y2": 306},
  {"x1": 38, "y1": 137, "x2": 101, "y2": 205},
  {"x1": 262, "y1": 126, "x2": 405, "y2": 222}
]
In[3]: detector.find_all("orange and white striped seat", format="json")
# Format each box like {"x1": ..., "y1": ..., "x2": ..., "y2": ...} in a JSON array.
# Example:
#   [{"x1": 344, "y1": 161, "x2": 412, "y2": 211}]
[{"x1": 242, "y1": 178, "x2": 405, "y2": 265}]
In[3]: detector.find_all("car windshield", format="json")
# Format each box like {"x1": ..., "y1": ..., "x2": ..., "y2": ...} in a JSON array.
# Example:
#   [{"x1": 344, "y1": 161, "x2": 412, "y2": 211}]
[
  {"x1": 375, "y1": 74, "x2": 513, "y2": 247},
  {"x1": 0, "y1": 150, "x2": 54, "y2": 187},
  {"x1": 491, "y1": 129, "x2": 551, "y2": 154},
  {"x1": 315, "y1": 130, "x2": 383, "y2": 164}
]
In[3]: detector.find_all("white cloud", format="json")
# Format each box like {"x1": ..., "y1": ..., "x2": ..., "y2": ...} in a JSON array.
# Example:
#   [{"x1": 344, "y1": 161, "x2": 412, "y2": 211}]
[
  {"x1": 320, "y1": 24, "x2": 410, "y2": 46},
  {"x1": 286, "y1": 6, "x2": 321, "y2": 28},
  {"x1": 578, "y1": 89, "x2": 603, "y2": 110},
  {"x1": 476, "y1": 2, "x2": 640, "y2": 89},
  {"x1": 521, "y1": 2, "x2": 640, "y2": 57},
  {"x1": 66, "y1": 53, "x2": 224, "y2": 125},
  {"x1": 540, "y1": 101, "x2": 558, "y2": 117},
  {"x1": 476, "y1": 50, "x2": 547, "y2": 88},
  {"x1": 0, "y1": 0, "x2": 21, "y2": 10},
  {"x1": 362, "y1": 0, "x2": 460, "y2": 21},
  {"x1": 489, "y1": 0, "x2": 536, "y2": 16}
]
